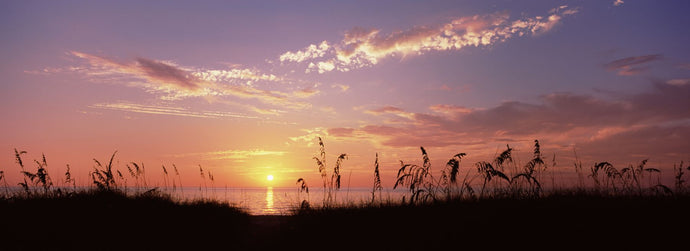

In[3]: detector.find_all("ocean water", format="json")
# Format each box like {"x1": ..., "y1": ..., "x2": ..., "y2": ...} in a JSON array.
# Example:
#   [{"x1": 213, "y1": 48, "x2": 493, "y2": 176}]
[
  {"x1": 4, "y1": 186, "x2": 406, "y2": 215},
  {"x1": 171, "y1": 187, "x2": 407, "y2": 215}
]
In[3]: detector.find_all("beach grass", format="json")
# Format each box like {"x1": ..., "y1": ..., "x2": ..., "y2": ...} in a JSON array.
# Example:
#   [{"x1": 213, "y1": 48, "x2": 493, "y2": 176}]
[
  {"x1": 286, "y1": 191, "x2": 690, "y2": 250},
  {"x1": 0, "y1": 189, "x2": 250, "y2": 250},
  {"x1": 2, "y1": 142, "x2": 690, "y2": 250}
]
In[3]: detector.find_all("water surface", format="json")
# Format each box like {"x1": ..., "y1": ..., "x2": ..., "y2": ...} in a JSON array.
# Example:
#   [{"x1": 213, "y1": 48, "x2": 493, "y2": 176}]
[{"x1": 171, "y1": 187, "x2": 406, "y2": 215}]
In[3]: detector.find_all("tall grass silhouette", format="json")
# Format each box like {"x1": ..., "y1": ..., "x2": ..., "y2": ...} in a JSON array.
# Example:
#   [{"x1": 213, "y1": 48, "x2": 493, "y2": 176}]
[
  {"x1": 91, "y1": 151, "x2": 118, "y2": 191},
  {"x1": 296, "y1": 177, "x2": 310, "y2": 209},
  {"x1": 371, "y1": 153, "x2": 382, "y2": 203},
  {"x1": 674, "y1": 161, "x2": 687, "y2": 193},
  {"x1": 161, "y1": 164, "x2": 170, "y2": 191},
  {"x1": 511, "y1": 140, "x2": 544, "y2": 197},
  {"x1": 394, "y1": 146, "x2": 436, "y2": 204},
  {"x1": 2, "y1": 139, "x2": 690, "y2": 250},
  {"x1": 0, "y1": 170, "x2": 8, "y2": 195},
  {"x1": 393, "y1": 146, "x2": 469, "y2": 204},
  {"x1": 312, "y1": 137, "x2": 347, "y2": 206},
  {"x1": 173, "y1": 164, "x2": 182, "y2": 193},
  {"x1": 63, "y1": 164, "x2": 76, "y2": 193},
  {"x1": 288, "y1": 138, "x2": 690, "y2": 250},
  {"x1": 15, "y1": 148, "x2": 31, "y2": 194},
  {"x1": 14, "y1": 150, "x2": 54, "y2": 195},
  {"x1": 1, "y1": 149, "x2": 251, "y2": 250}
]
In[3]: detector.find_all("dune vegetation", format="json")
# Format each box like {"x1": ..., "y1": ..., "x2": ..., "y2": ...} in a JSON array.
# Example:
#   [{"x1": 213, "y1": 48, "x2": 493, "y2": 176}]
[
  {"x1": 285, "y1": 138, "x2": 690, "y2": 250},
  {"x1": 2, "y1": 139, "x2": 690, "y2": 250},
  {"x1": 294, "y1": 138, "x2": 689, "y2": 208},
  {"x1": 1, "y1": 150, "x2": 249, "y2": 250}
]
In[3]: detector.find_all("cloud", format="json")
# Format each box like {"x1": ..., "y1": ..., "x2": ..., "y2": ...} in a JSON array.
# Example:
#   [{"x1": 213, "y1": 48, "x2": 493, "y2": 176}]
[
  {"x1": 667, "y1": 78, "x2": 690, "y2": 86},
  {"x1": 203, "y1": 149, "x2": 285, "y2": 161},
  {"x1": 89, "y1": 102, "x2": 258, "y2": 119},
  {"x1": 327, "y1": 127, "x2": 356, "y2": 137},
  {"x1": 365, "y1": 106, "x2": 415, "y2": 120},
  {"x1": 291, "y1": 88, "x2": 320, "y2": 98},
  {"x1": 135, "y1": 57, "x2": 200, "y2": 90},
  {"x1": 70, "y1": 51, "x2": 315, "y2": 112},
  {"x1": 319, "y1": 106, "x2": 337, "y2": 115},
  {"x1": 288, "y1": 127, "x2": 327, "y2": 147},
  {"x1": 429, "y1": 104, "x2": 472, "y2": 116},
  {"x1": 322, "y1": 81, "x2": 690, "y2": 160},
  {"x1": 193, "y1": 68, "x2": 280, "y2": 83},
  {"x1": 366, "y1": 106, "x2": 405, "y2": 115},
  {"x1": 170, "y1": 149, "x2": 286, "y2": 162},
  {"x1": 279, "y1": 5, "x2": 578, "y2": 73},
  {"x1": 331, "y1": 84, "x2": 350, "y2": 92},
  {"x1": 604, "y1": 54, "x2": 662, "y2": 76},
  {"x1": 249, "y1": 106, "x2": 284, "y2": 115},
  {"x1": 431, "y1": 84, "x2": 471, "y2": 93},
  {"x1": 70, "y1": 51, "x2": 203, "y2": 91},
  {"x1": 306, "y1": 60, "x2": 336, "y2": 74},
  {"x1": 279, "y1": 40, "x2": 330, "y2": 63},
  {"x1": 613, "y1": 0, "x2": 624, "y2": 7},
  {"x1": 575, "y1": 124, "x2": 690, "y2": 165}
]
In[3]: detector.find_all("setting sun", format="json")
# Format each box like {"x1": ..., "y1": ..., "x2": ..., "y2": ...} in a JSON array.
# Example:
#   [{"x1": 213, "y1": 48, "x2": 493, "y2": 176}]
[{"x1": 1, "y1": 1, "x2": 689, "y2": 249}]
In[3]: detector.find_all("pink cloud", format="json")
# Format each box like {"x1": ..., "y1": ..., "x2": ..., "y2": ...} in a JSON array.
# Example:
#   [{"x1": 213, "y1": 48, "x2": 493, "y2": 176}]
[
  {"x1": 279, "y1": 5, "x2": 578, "y2": 73},
  {"x1": 69, "y1": 51, "x2": 315, "y2": 112},
  {"x1": 327, "y1": 127, "x2": 356, "y2": 137},
  {"x1": 429, "y1": 104, "x2": 472, "y2": 115},
  {"x1": 604, "y1": 54, "x2": 662, "y2": 76},
  {"x1": 323, "y1": 81, "x2": 690, "y2": 167},
  {"x1": 366, "y1": 106, "x2": 406, "y2": 115},
  {"x1": 70, "y1": 51, "x2": 202, "y2": 91}
]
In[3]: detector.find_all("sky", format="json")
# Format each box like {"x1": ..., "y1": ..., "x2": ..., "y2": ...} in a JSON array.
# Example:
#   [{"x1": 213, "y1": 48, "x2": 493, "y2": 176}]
[{"x1": 1, "y1": 0, "x2": 689, "y2": 188}]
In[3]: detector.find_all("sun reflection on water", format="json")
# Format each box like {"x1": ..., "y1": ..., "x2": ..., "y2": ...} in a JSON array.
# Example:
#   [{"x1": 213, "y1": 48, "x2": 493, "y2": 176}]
[{"x1": 265, "y1": 187, "x2": 274, "y2": 214}]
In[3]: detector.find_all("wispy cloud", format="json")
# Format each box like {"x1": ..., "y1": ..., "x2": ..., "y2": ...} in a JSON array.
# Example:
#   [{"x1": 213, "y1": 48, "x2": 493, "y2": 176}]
[
  {"x1": 428, "y1": 104, "x2": 472, "y2": 116},
  {"x1": 613, "y1": 0, "x2": 625, "y2": 7},
  {"x1": 320, "y1": 81, "x2": 690, "y2": 153},
  {"x1": 136, "y1": 57, "x2": 201, "y2": 90},
  {"x1": 193, "y1": 68, "x2": 281, "y2": 83},
  {"x1": 69, "y1": 51, "x2": 315, "y2": 112},
  {"x1": 89, "y1": 102, "x2": 258, "y2": 119},
  {"x1": 331, "y1": 84, "x2": 350, "y2": 92},
  {"x1": 365, "y1": 106, "x2": 416, "y2": 120},
  {"x1": 287, "y1": 127, "x2": 327, "y2": 147},
  {"x1": 279, "y1": 5, "x2": 578, "y2": 73},
  {"x1": 291, "y1": 88, "x2": 320, "y2": 98},
  {"x1": 170, "y1": 149, "x2": 286, "y2": 162},
  {"x1": 604, "y1": 54, "x2": 662, "y2": 76},
  {"x1": 70, "y1": 51, "x2": 202, "y2": 91},
  {"x1": 667, "y1": 78, "x2": 690, "y2": 86},
  {"x1": 327, "y1": 127, "x2": 356, "y2": 137}
]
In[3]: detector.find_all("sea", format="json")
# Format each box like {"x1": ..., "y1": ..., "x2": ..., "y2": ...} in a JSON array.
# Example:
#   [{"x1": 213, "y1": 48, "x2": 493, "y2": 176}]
[
  {"x1": 4, "y1": 186, "x2": 406, "y2": 215},
  {"x1": 170, "y1": 187, "x2": 407, "y2": 215}
]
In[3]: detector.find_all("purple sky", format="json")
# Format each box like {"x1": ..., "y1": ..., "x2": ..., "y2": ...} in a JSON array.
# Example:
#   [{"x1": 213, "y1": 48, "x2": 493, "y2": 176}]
[{"x1": 1, "y1": 0, "x2": 689, "y2": 187}]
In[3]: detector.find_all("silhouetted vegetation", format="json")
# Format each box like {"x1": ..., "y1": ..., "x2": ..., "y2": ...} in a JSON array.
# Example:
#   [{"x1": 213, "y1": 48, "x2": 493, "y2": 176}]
[
  {"x1": 287, "y1": 192, "x2": 690, "y2": 250},
  {"x1": 371, "y1": 152, "x2": 383, "y2": 203},
  {"x1": 1, "y1": 189, "x2": 249, "y2": 250},
  {"x1": 1, "y1": 149, "x2": 250, "y2": 250},
  {"x1": 311, "y1": 137, "x2": 348, "y2": 206},
  {"x1": 2, "y1": 141, "x2": 690, "y2": 250}
]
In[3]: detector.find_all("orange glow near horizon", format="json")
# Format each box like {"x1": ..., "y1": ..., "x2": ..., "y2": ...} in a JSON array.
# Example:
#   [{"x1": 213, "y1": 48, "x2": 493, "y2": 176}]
[{"x1": 1, "y1": 1, "x2": 689, "y2": 190}]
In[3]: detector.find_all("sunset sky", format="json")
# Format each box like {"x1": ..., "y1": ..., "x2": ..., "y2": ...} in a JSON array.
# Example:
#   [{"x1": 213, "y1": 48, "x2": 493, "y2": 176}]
[{"x1": 1, "y1": 0, "x2": 689, "y2": 188}]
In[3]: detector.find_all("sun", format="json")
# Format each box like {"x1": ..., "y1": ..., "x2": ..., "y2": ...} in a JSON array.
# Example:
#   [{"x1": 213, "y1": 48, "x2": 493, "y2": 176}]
[{"x1": 266, "y1": 175, "x2": 274, "y2": 181}]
